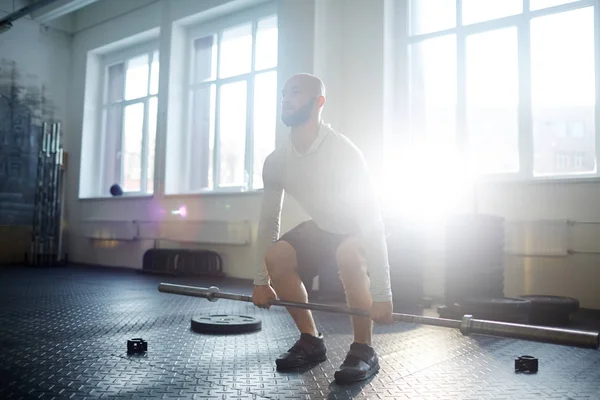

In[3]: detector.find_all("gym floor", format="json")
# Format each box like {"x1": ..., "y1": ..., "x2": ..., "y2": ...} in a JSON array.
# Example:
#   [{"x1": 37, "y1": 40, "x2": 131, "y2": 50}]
[{"x1": 1, "y1": 265, "x2": 599, "y2": 399}]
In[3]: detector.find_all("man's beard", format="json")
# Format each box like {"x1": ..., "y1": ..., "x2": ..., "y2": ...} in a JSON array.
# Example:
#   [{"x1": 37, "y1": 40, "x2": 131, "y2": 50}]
[{"x1": 281, "y1": 98, "x2": 316, "y2": 127}]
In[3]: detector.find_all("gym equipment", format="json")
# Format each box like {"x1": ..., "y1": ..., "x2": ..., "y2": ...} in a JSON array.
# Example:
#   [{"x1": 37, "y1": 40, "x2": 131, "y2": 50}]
[
  {"x1": 438, "y1": 297, "x2": 532, "y2": 324},
  {"x1": 127, "y1": 338, "x2": 147, "y2": 354},
  {"x1": 142, "y1": 249, "x2": 224, "y2": 277},
  {"x1": 158, "y1": 283, "x2": 600, "y2": 350},
  {"x1": 519, "y1": 295, "x2": 580, "y2": 326},
  {"x1": 29, "y1": 122, "x2": 65, "y2": 266},
  {"x1": 110, "y1": 184, "x2": 123, "y2": 196},
  {"x1": 445, "y1": 214, "x2": 505, "y2": 304},
  {"x1": 190, "y1": 314, "x2": 262, "y2": 334},
  {"x1": 515, "y1": 355, "x2": 538, "y2": 373}
]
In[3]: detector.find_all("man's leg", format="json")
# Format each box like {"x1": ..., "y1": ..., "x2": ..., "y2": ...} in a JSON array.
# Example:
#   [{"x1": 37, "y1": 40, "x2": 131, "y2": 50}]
[
  {"x1": 265, "y1": 240, "x2": 317, "y2": 337},
  {"x1": 265, "y1": 221, "x2": 327, "y2": 370},
  {"x1": 336, "y1": 236, "x2": 372, "y2": 343},
  {"x1": 334, "y1": 236, "x2": 380, "y2": 383}
]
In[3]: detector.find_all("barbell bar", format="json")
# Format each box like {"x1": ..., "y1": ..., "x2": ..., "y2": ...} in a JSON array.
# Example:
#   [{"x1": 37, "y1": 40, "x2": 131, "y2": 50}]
[{"x1": 158, "y1": 283, "x2": 600, "y2": 350}]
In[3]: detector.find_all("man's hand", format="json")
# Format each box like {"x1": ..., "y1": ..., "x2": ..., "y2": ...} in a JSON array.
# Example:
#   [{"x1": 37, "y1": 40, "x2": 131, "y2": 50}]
[
  {"x1": 371, "y1": 300, "x2": 394, "y2": 324},
  {"x1": 252, "y1": 284, "x2": 277, "y2": 309}
]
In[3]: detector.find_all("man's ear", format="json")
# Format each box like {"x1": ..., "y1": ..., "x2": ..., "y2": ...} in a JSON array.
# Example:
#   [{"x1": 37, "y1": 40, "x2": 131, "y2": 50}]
[{"x1": 317, "y1": 95, "x2": 326, "y2": 109}]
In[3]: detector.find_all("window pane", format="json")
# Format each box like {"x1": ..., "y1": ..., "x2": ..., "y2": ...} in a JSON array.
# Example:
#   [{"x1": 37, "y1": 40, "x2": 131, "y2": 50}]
[
  {"x1": 147, "y1": 96, "x2": 158, "y2": 193},
  {"x1": 125, "y1": 54, "x2": 149, "y2": 100},
  {"x1": 122, "y1": 102, "x2": 144, "y2": 191},
  {"x1": 409, "y1": 35, "x2": 456, "y2": 158},
  {"x1": 149, "y1": 51, "x2": 159, "y2": 96},
  {"x1": 190, "y1": 85, "x2": 216, "y2": 190},
  {"x1": 104, "y1": 106, "x2": 123, "y2": 185},
  {"x1": 530, "y1": 0, "x2": 579, "y2": 11},
  {"x1": 219, "y1": 23, "x2": 252, "y2": 79},
  {"x1": 253, "y1": 71, "x2": 277, "y2": 189},
  {"x1": 107, "y1": 63, "x2": 125, "y2": 104},
  {"x1": 218, "y1": 80, "x2": 247, "y2": 187},
  {"x1": 531, "y1": 7, "x2": 595, "y2": 176},
  {"x1": 255, "y1": 16, "x2": 278, "y2": 70},
  {"x1": 462, "y1": 0, "x2": 522, "y2": 25},
  {"x1": 466, "y1": 27, "x2": 519, "y2": 174},
  {"x1": 409, "y1": 0, "x2": 455, "y2": 36},
  {"x1": 194, "y1": 35, "x2": 216, "y2": 83}
]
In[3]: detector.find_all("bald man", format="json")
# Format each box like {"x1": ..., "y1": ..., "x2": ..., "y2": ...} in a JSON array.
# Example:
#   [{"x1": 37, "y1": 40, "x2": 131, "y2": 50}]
[{"x1": 252, "y1": 73, "x2": 393, "y2": 383}]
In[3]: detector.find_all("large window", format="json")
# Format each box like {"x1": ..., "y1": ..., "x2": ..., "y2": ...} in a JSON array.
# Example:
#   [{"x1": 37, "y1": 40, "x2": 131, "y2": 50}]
[
  {"x1": 100, "y1": 44, "x2": 159, "y2": 194},
  {"x1": 407, "y1": 0, "x2": 597, "y2": 180},
  {"x1": 182, "y1": 11, "x2": 278, "y2": 193}
]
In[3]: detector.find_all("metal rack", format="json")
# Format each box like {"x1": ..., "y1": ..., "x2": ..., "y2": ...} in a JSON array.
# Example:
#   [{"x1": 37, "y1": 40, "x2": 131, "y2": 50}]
[{"x1": 29, "y1": 122, "x2": 65, "y2": 266}]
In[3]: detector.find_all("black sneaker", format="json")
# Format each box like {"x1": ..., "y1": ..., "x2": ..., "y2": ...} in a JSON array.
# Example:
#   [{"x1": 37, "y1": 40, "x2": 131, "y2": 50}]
[
  {"x1": 334, "y1": 342, "x2": 380, "y2": 383},
  {"x1": 275, "y1": 332, "x2": 327, "y2": 370}
]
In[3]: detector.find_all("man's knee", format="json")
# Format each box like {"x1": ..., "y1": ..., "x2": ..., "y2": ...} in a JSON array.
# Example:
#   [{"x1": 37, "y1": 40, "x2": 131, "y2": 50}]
[
  {"x1": 336, "y1": 237, "x2": 367, "y2": 283},
  {"x1": 265, "y1": 241, "x2": 297, "y2": 280}
]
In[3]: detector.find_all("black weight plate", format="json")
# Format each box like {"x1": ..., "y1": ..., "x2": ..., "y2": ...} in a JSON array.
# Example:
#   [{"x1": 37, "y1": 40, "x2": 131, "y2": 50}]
[
  {"x1": 519, "y1": 295, "x2": 580, "y2": 314},
  {"x1": 461, "y1": 296, "x2": 531, "y2": 313},
  {"x1": 529, "y1": 310, "x2": 571, "y2": 326},
  {"x1": 190, "y1": 314, "x2": 262, "y2": 334}
]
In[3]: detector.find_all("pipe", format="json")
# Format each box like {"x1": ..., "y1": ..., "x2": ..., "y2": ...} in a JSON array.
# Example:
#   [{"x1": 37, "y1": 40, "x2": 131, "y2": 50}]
[
  {"x1": 158, "y1": 283, "x2": 600, "y2": 350},
  {"x1": 0, "y1": 0, "x2": 59, "y2": 28}
]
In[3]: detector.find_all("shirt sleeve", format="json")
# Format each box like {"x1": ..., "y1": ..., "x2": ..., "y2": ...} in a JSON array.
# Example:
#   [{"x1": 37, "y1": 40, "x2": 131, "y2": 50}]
[
  {"x1": 339, "y1": 144, "x2": 393, "y2": 303},
  {"x1": 253, "y1": 152, "x2": 285, "y2": 286}
]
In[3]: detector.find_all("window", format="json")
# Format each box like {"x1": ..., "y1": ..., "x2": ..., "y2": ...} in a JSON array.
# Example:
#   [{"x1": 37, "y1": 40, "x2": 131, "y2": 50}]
[
  {"x1": 101, "y1": 45, "x2": 159, "y2": 194},
  {"x1": 179, "y1": 10, "x2": 278, "y2": 194},
  {"x1": 407, "y1": 0, "x2": 597, "y2": 180}
]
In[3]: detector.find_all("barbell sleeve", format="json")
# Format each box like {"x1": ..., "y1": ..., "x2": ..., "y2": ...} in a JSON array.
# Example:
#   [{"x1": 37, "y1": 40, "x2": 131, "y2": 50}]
[{"x1": 158, "y1": 283, "x2": 599, "y2": 350}]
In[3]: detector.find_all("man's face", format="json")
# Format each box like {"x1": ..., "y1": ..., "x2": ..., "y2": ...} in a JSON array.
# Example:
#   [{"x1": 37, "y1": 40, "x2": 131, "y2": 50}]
[{"x1": 281, "y1": 80, "x2": 317, "y2": 127}]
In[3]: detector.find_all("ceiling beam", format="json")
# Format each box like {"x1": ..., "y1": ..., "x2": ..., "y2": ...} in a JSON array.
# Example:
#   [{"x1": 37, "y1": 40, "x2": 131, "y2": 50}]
[{"x1": 30, "y1": 0, "x2": 100, "y2": 22}]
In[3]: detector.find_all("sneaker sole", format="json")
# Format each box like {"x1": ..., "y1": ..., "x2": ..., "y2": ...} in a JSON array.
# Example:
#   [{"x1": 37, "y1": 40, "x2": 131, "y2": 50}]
[
  {"x1": 334, "y1": 363, "x2": 380, "y2": 384},
  {"x1": 275, "y1": 353, "x2": 328, "y2": 370}
]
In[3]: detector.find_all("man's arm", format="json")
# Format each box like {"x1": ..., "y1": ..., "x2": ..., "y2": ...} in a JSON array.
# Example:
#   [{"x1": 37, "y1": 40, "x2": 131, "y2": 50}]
[
  {"x1": 339, "y1": 145, "x2": 392, "y2": 303},
  {"x1": 254, "y1": 153, "x2": 285, "y2": 286}
]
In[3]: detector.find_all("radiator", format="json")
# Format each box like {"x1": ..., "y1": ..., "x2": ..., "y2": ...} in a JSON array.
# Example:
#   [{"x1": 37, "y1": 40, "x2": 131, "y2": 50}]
[
  {"x1": 504, "y1": 219, "x2": 569, "y2": 257},
  {"x1": 78, "y1": 219, "x2": 251, "y2": 245},
  {"x1": 136, "y1": 220, "x2": 251, "y2": 245},
  {"x1": 79, "y1": 220, "x2": 138, "y2": 240}
]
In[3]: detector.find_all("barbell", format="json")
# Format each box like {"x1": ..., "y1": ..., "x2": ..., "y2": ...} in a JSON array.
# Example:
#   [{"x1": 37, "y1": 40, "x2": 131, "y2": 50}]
[{"x1": 157, "y1": 283, "x2": 600, "y2": 350}]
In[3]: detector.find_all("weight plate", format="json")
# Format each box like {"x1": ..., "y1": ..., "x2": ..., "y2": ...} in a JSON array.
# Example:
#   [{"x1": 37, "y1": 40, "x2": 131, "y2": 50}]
[
  {"x1": 518, "y1": 295, "x2": 580, "y2": 313},
  {"x1": 190, "y1": 314, "x2": 262, "y2": 334}
]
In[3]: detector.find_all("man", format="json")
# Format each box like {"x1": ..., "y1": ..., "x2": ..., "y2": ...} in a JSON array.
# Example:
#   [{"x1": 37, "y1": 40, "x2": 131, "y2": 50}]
[{"x1": 252, "y1": 73, "x2": 393, "y2": 383}]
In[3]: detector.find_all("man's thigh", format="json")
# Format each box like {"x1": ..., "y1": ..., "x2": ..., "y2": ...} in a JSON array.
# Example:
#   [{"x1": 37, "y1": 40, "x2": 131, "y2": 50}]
[{"x1": 277, "y1": 220, "x2": 349, "y2": 289}]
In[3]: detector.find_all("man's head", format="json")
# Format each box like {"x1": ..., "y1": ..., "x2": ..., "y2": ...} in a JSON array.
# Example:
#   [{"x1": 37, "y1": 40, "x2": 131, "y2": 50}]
[{"x1": 281, "y1": 73, "x2": 326, "y2": 127}]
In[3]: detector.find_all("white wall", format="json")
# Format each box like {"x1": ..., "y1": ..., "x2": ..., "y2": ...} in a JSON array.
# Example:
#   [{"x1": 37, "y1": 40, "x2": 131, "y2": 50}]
[
  {"x1": 65, "y1": 0, "x2": 316, "y2": 279},
  {"x1": 62, "y1": 0, "x2": 600, "y2": 309}
]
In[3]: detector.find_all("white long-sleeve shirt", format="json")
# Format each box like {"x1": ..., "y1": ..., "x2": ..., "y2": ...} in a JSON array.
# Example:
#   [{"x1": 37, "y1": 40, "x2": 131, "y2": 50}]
[{"x1": 253, "y1": 122, "x2": 393, "y2": 303}]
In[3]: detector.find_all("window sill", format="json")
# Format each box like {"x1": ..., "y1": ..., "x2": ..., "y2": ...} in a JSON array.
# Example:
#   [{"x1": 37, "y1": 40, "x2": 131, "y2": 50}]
[
  {"x1": 78, "y1": 189, "x2": 265, "y2": 201},
  {"x1": 78, "y1": 194, "x2": 155, "y2": 201},
  {"x1": 475, "y1": 173, "x2": 600, "y2": 186},
  {"x1": 163, "y1": 189, "x2": 264, "y2": 198}
]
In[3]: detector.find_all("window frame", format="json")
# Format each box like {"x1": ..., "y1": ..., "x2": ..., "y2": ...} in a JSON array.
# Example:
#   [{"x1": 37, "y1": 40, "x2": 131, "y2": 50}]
[
  {"x1": 404, "y1": 0, "x2": 599, "y2": 183},
  {"x1": 180, "y1": 2, "x2": 279, "y2": 195},
  {"x1": 98, "y1": 39, "x2": 160, "y2": 196}
]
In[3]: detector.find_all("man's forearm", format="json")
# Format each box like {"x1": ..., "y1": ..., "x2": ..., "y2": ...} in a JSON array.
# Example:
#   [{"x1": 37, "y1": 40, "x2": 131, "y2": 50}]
[
  {"x1": 253, "y1": 187, "x2": 284, "y2": 286},
  {"x1": 363, "y1": 222, "x2": 393, "y2": 303}
]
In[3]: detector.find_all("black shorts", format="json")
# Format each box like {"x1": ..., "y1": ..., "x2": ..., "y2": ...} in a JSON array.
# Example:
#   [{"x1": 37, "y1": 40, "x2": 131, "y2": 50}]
[{"x1": 277, "y1": 220, "x2": 350, "y2": 290}]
